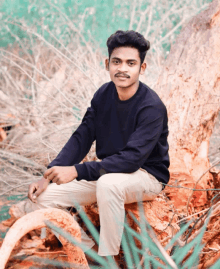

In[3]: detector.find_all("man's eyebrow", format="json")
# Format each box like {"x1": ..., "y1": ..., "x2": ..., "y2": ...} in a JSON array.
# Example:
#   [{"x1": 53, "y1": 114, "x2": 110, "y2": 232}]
[
  {"x1": 111, "y1": 57, "x2": 121, "y2": 60},
  {"x1": 111, "y1": 57, "x2": 137, "y2": 62}
]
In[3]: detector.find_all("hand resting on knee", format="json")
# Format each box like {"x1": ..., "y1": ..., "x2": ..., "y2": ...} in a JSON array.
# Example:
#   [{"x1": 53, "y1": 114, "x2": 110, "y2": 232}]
[{"x1": 28, "y1": 177, "x2": 50, "y2": 203}]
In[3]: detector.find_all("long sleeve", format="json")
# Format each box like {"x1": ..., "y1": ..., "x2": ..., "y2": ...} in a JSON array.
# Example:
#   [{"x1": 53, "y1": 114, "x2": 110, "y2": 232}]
[
  {"x1": 47, "y1": 93, "x2": 97, "y2": 169},
  {"x1": 74, "y1": 105, "x2": 164, "y2": 181}
]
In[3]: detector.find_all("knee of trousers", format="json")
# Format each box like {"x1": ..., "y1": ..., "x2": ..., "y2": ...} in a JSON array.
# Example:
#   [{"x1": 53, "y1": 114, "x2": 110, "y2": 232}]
[
  {"x1": 96, "y1": 173, "x2": 123, "y2": 203},
  {"x1": 34, "y1": 188, "x2": 56, "y2": 208}
]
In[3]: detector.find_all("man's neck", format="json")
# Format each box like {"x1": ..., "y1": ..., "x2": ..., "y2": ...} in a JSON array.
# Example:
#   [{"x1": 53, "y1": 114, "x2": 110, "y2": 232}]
[{"x1": 116, "y1": 81, "x2": 140, "y2": 101}]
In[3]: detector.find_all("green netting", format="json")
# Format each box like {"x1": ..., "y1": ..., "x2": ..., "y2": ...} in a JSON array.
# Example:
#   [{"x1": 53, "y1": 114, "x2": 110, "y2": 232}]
[
  {"x1": 6, "y1": 194, "x2": 25, "y2": 201},
  {"x1": 0, "y1": 205, "x2": 10, "y2": 222},
  {"x1": 0, "y1": 195, "x2": 26, "y2": 238},
  {"x1": 0, "y1": 0, "x2": 213, "y2": 52}
]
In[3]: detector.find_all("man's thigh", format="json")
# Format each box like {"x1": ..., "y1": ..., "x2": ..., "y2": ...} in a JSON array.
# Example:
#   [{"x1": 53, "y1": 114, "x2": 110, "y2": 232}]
[
  {"x1": 97, "y1": 169, "x2": 163, "y2": 204},
  {"x1": 36, "y1": 179, "x2": 97, "y2": 208}
]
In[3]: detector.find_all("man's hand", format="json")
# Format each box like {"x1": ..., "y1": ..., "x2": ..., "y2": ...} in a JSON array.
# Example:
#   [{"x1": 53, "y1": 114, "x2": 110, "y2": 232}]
[
  {"x1": 43, "y1": 166, "x2": 78, "y2": 185},
  {"x1": 28, "y1": 177, "x2": 50, "y2": 203}
]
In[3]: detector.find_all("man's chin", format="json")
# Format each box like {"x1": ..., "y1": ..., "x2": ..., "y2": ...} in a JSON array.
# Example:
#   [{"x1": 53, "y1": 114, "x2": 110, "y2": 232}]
[
  {"x1": 115, "y1": 82, "x2": 135, "y2": 89},
  {"x1": 113, "y1": 80, "x2": 131, "y2": 88}
]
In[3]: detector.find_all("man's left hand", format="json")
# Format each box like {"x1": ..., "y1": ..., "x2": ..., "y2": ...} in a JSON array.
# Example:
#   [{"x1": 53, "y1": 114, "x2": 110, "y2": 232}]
[{"x1": 44, "y1": 166, "x2": 78, "y2": 185}]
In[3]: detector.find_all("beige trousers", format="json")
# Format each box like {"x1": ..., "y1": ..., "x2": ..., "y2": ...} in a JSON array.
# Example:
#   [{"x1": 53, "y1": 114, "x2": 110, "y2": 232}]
[{"x1": 25, "y1": 168, "x2": 163, "y2": 256}]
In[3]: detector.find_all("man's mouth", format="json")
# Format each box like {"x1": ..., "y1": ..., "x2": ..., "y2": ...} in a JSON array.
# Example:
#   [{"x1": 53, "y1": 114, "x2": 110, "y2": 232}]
[{"x1": 115, "y1": 74, "x2": 130, "y2": 78}]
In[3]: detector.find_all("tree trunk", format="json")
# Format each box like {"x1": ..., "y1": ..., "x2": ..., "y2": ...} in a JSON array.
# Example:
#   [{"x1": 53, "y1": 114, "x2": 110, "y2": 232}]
[{"x1": 155, "y1": 0, "x2": 220, "y2": 211}]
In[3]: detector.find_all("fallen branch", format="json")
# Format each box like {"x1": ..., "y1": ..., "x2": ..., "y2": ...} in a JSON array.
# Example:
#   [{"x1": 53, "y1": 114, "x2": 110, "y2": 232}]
[{"x1": 0, "y1": 208, "x2": 89, "y2": 269}]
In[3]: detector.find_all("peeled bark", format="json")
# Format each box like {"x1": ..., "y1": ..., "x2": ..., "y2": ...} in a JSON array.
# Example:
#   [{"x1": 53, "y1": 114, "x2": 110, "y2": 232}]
[
  {"x1": 0, "y1": 208, "x2": 88, "y2": 269},
  {"x1": 84, "y1": 195, "x2": 180, "y2": 249},
  {"x1": 155, "y1": 0, "x2": 220, "y2": 210}
]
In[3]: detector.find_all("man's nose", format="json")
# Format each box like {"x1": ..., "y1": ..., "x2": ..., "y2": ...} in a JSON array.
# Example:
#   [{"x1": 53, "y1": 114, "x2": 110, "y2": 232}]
[{"x1": 118, "y1": 62, "x2": 128, "y2": 72}]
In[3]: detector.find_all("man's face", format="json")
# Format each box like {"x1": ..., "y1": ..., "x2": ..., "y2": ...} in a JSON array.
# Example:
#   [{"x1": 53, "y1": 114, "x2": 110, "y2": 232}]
[{"x1": 105, "y1": 46, "x2": 146, "y2": 89}]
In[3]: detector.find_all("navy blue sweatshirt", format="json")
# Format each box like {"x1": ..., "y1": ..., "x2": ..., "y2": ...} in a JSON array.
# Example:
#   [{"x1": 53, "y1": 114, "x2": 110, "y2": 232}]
[{"x1": 48, "y1": 81, "x2": 170, "y2": 185}]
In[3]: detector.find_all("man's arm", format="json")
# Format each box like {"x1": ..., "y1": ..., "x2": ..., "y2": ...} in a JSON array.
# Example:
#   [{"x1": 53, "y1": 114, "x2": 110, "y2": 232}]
[
  {"x1": 74, "y1": 105, "x2": 165, "y2": 181},
  {"x1": 46, "y1": 91, "x2": 98, "y2": 175}
]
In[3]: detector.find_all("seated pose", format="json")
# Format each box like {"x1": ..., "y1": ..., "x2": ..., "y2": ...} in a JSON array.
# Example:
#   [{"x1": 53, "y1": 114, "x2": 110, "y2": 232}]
[{"x1": 28, "y1": 30, "x2": 170, "y2": 258}]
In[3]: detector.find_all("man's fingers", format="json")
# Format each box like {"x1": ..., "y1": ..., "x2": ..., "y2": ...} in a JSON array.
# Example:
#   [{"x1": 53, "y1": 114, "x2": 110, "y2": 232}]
[
  {"x1": 52, "y1": 176, "x2": 59, "y2": 184},
  {"x1": 44, "y1": 168, "x2": 53, "y2": 178},
  {"x1": 33, "y1": 189, "x2": 42, "y2": 200},
  {"x1": 47, "y1": 171, "x2": 56, "y2": 182},
  {"x1": 32, "y1": 194, "x2": 37, "y2": 202},
  {"x1": 28, "y1": 184, "x2": 38, "y2": 202},
  {"x1": 28, "y1": 184, "x2": 36, "y2": 198},
  {"x1": 56, "y1": 178, "x2": 62, "y2": 185}
]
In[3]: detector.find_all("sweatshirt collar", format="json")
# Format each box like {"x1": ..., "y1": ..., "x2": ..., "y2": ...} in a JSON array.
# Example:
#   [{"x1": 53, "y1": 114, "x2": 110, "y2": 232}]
[{"x1": 114, "y1": 81, "x2": 142, "y2": 104}]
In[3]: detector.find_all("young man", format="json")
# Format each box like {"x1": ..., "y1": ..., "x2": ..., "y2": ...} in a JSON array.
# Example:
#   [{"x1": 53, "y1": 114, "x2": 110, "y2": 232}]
[{"x1": 28, "y1": 30, "x2": 169, "y2": 258}]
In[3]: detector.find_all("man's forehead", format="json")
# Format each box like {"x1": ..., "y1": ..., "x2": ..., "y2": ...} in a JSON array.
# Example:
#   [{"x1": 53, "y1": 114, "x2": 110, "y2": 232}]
[{"x1": 110, "y1": 47, "x2": 140, "y2": 60}]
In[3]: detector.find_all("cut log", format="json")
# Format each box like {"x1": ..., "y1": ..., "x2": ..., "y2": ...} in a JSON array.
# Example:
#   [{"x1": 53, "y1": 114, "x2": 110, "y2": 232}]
[
  {"x1": 84, "y1": 194, "x2": 180, "y2": 250},
  {"x1": 0, "y1": 208, "x2": 88, "y2": 269},
  {"x1": 154, "y1": 0, "x2": 220, "y2": 210}
]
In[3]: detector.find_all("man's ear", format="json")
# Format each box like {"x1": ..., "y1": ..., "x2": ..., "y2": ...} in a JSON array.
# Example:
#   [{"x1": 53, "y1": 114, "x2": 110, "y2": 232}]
[
  {"x1": 140, "y1": 62, "x2": 147, "y2": 75},
  {"x1": 105, "y1": 58, "x2": 109, "y2": 71}
]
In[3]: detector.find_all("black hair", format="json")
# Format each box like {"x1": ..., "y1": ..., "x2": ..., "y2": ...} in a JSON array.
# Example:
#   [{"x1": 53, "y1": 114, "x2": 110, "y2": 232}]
[{"x1": 107, "y1": 30, "x2": 150, "y2": 64}]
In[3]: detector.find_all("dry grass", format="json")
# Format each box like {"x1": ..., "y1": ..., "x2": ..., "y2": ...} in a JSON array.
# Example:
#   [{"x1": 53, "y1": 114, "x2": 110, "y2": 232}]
[
  {"x1": 0, "y1": 0, "x2": 213, "y2": 196},
  {"x1": 0, "y1": 40, "x2": 107, "y2": 196}
]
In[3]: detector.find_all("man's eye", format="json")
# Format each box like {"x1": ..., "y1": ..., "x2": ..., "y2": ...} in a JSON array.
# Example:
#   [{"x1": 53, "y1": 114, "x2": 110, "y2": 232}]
[
  {"x1": 113, "y1": 60, "x2": 119, "y2": 64},
  {"x1": 129, "y1": 62, "x2": 134, "y2": 66}
]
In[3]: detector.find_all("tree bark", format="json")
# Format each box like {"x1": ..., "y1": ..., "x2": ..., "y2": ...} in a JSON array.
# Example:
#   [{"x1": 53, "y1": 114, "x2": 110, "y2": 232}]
[{"x1": 155, "y1": 0, "x2": 220, "y2": 210}]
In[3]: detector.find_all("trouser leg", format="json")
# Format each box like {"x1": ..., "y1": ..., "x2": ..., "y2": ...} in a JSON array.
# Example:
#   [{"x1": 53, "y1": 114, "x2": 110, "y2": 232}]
[
  {"x1": 24, "y1": 179, "x2": 97, "y2": 251},
  {"x1": 96, "y1": 169, "x2": 163, "y2": 256}
]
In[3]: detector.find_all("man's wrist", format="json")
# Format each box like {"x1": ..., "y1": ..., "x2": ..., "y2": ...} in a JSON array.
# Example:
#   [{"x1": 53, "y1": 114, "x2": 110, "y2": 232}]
[
  {"x1": 41, "y1": 176, "x2": 50, "y2": 184},
  {"x1": 72, "y1": 166, "x2": 78, "y2": 178}
]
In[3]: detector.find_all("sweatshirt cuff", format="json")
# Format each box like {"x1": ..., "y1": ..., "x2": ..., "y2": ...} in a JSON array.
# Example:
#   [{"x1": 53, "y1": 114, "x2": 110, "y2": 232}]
[
  {"x1": 74, "y1": 161, "x2": 107, "y2": 181},
  {"x1": 74, "y1": 163, "x2": 87, "y2": 180}
]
